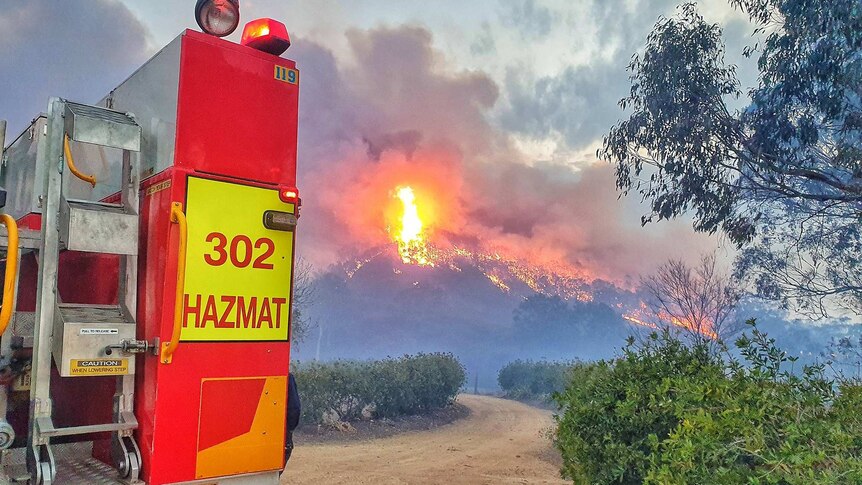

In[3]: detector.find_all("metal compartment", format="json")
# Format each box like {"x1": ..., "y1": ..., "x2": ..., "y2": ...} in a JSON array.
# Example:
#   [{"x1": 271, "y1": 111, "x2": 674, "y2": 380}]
[
  {"x1": 59, "y1": 198, "x2": 138, "y2": 255},
  {"x1": 64, "y1": 102, "x2": 141, "y2": 152},
  {"x1": 51, "y1": 304, "x2": 137, "y2": 377},
  {"x1": 0, "y1": 117, "x2": 48, "y2": 220},
  {"x1": 0, "y1": 36, "x2": 182, "y2": 222}
]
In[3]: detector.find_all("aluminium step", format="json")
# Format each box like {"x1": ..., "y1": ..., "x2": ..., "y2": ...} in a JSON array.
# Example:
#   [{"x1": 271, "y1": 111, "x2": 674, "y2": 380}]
[
  {"x1": 64, "y1": 102, "x2": 141, "y2": 152},
  {"x1": 1, "y1": 441, "x2": 139, "y2": 484},
  {"x1": 0, "y1": 226, "x2": 42, "y2": 251},
  {"x1": 58, "y1": 305, "x2": 135, "y2": 325},
  {"x1": 60, "y1": 199, "x2": 138, "y2": 255}
]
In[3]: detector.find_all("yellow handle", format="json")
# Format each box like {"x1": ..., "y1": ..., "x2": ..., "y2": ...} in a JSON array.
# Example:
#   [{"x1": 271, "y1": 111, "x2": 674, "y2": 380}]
[
  {"x1": 161, "y1": 202, "x2": 187, "y2": 364},
  {"x1": 0, "y1": 215, "x2": 18, "y2": 336},
  {"x1": 63, "y1": 134, "x2": 97, "y2": 188}
]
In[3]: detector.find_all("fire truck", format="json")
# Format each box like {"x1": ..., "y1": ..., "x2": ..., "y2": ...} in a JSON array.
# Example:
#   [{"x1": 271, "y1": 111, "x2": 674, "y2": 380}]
[{"x1": 0, "y1": 1, "x2": 299, "y2": 483}]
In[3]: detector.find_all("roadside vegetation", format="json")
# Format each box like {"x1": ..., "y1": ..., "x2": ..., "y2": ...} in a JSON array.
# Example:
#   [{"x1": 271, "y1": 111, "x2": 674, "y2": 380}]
[
  {"x1": 497, "y1": 359, "x2": 577, "y2": 403},
  {"x1": 292, "y1": 353, "x2": 465, "y2": 425},
  {"x1": 554, "y1": 324, "x2": 862, "y2": 484},
  {"x1": 563, "y1": 0, "x2": 862, "y2": 478}
]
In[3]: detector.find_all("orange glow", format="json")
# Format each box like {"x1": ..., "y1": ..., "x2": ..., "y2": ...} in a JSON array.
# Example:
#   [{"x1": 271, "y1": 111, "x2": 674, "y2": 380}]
[
  {"x1": 391, "y1": 186, "x2": 433, "y2": 266},
  {"x1": 240, "y1": 18, "x2": 290, "y2": 55},
  {"x1": 279, "y1": 188, "x2": 299, "y2": 203},
  {"x1": 330, "y1": 150, "x2": 610, "y2": 299},
  {"x1": 622, "y1": 314, "x2": 660, "y2": 330},
  {"x1": 242, "y1": 19, "x2": 274, "y2": 42},
  {"x1": 623, "y1": 301, "x2": 717, "y2": 339}
]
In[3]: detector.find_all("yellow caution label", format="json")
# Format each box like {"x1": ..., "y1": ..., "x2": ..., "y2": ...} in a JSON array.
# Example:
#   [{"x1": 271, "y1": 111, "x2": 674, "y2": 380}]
[
  {"x1": 182, "y1": 177, "x2": 294, "y2": 342},
  {"x1": 146, "y1": 179, "x2": 171, "y2": 196},
  {"x1": 70, "y1": 359, "x2": 129, "y2": 376}
]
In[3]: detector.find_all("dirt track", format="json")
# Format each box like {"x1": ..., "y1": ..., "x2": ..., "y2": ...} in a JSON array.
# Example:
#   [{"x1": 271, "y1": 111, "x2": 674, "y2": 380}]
[{"x1": 281, "y1": 394, "x2": 568, "y2": 485}]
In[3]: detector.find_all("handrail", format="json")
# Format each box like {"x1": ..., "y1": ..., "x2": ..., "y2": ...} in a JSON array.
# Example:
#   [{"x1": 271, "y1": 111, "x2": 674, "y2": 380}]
[
  {"x1": 63, "y1": 134, "x2": 97, "y2": 187},
  {"x1": 160, "y1": 202, "x2": 187, "y2": 364},
  {"x1": 0, "y1": 214, "x2": 19, "y2": 336}
]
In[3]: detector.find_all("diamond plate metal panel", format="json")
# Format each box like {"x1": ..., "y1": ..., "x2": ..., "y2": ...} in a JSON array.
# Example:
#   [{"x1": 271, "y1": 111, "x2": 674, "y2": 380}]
[
  {"x1": 2, "y1": 442, "x2": 142, "y2": 484},
  {"x1": 11, "y1": 312, "x2": 35, "y2": 337},
  {"x1": 55, "y1": 457, "x2": 129, "y2": 485}
]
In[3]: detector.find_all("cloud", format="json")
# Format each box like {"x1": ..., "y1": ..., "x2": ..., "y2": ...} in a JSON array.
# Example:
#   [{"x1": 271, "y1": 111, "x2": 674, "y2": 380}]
[
  {"x1": 500, "y1": 0, "x2": 555, "y2": 39},
  {"x1": 496, "y1": 0, "x2": 752, "y2": 151},
  {"x1": 466, "y1": 160, "x2": 718, "y2": 283},
  {"x1": 500, "y1": 63, "x2": 632, "y2": 149},
  {"x1": 0, "y1": 0, "x2": 150, "y2": 135},
  {"x1": 470, "y1": 22, "x2": 496, "y2": 56},
  {"x1": 288, "y1": 24, "x2": 716, "y2": 283},
  {"x1": 496, "y1": 0, "x2": 679, "y2": 150},
  {"x1": 0, "y1": 1, "x2": 721, "y2": 285}
]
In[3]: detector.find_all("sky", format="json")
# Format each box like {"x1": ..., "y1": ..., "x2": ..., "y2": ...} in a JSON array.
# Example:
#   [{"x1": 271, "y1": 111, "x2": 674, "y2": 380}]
[{"x1": 0, "y1": 0, "x2": 757, "y2": 284}]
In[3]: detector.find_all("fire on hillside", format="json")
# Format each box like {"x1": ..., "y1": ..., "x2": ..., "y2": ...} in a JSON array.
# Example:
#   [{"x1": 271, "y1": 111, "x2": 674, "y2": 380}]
[{"x1": 383, "y1": 184, "x2": 717, "y2": 339}]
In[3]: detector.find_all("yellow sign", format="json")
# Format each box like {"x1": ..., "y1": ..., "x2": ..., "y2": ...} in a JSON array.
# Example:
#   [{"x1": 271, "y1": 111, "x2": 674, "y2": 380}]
[
  {"x1": 274, "y1": 65, "x2": 298, "y2": 84},
  {"x1": 70, "y1": 359, "x2": 129, "y2": 376},
  {"x1": 145, "y1": 179, "x2": 171, "y2": 196},
  {"x1": 182, "y1": 177, "x2": 294, "y2": 341}
]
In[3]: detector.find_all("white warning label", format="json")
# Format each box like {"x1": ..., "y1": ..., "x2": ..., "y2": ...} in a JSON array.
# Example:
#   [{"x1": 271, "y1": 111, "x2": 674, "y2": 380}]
[{"x1": 80, "y1": 328, "x2": 120, "y2": 335}]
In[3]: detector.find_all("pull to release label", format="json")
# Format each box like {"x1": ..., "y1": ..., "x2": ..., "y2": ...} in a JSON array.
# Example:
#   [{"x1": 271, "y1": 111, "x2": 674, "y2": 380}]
[
  {"x1": 80, "y1": 328, "x2": 119, "y2": 335},
  {"x1": 181, "y1": 177, "x2": 295, "y2": 342}
]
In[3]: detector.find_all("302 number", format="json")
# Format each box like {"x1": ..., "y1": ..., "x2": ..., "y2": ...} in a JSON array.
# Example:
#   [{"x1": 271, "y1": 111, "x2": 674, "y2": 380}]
[{"x1": 204, "y1": 232, "x2": 275, "y2": 269}]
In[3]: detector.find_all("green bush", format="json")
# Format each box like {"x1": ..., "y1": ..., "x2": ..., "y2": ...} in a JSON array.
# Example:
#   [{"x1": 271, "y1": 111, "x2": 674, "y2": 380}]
[
  {"x1": 293, "y1": 353, "x2": 465, "y2": 424},
  {"x1": 498, "y1": 359, "x2": 577, "y2": 401},
  {"x1": 554, "y1": 322, "x2": 862, "y2": 484}
]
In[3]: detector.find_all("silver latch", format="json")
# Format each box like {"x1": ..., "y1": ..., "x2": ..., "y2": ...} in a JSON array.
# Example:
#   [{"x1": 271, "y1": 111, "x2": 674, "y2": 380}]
[{"x1": 104, "y1": 340, "x2": 151, "y2": 356}]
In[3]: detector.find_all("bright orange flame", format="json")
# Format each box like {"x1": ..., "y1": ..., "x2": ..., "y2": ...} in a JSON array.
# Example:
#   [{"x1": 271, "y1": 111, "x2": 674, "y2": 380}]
[
  {"x1": 622, "y1": 314, "x2": 660, "y2": 330},
  {"x1": 623, "y1": 302, "x2": 717, "y2": 339},
  {"x1": 392, "y1": 186, "x2": 433, "y2": 266}
]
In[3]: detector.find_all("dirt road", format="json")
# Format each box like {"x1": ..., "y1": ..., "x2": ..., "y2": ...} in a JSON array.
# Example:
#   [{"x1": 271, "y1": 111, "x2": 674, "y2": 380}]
[{"x1": 281, "y1": 394, "x2": 569, "y2": 485}]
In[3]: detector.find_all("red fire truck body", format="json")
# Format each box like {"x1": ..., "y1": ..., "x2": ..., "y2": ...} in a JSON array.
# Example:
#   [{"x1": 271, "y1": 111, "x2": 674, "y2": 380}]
[
  {"x1": 135, "y1": 29, "x2": 299, "y2": 484},
  {"x1": 0, "y1": 19, "x2": 299, "y2": 485}
]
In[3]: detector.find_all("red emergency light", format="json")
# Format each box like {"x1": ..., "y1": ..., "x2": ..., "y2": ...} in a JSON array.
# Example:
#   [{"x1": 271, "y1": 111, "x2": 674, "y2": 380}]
[
  {"x1": 279, "y1": 187, "x2": 299, "y2": 204},
  {"x1": 241, "y1": 18, "x2": 291, "y2": 56}
]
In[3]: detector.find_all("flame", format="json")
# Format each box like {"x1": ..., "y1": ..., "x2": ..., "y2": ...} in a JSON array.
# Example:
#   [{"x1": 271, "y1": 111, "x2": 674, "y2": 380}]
[
  {"x1": 392, "y1": 186, "x2": 433, "y2": 266},
  {"x1": 486, "y1": 272, "x2": 511, "y2": 293},
  {"x1": 383, "y1": 181, "x2": 595, "y2": 299},
  {"x1": 623, "y1": 302, "x2": 717, "y2": 339},
  {"x1": 622, "y1": 314, "x2": 660, "y2": 330}
]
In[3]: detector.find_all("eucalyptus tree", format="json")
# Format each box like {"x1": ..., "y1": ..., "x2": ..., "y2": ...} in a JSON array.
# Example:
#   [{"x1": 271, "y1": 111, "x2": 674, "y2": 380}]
[{"x1": 602, "y1": 0, "x2": 862, "y2": 317}]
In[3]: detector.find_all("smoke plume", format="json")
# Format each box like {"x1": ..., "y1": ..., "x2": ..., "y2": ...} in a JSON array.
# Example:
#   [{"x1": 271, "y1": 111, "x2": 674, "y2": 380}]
[{"x1": 289, "y1": 25, "x2": 716, "y2": 284}]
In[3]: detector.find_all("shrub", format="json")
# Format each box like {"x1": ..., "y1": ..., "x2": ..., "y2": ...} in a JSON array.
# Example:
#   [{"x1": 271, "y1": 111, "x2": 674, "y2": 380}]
[
  {"x1": 293, "y1": 353, "x2": 465, "y2": 424},
  {"x1": 554, "y1": 322, "x2": 862, "y2": 484},
  {"x1": 498, "y1": 359, "x2": 577, "y2": 401}
]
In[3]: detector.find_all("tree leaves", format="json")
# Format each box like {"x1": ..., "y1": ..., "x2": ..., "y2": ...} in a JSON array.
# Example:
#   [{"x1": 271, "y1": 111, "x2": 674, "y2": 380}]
[
  {"x1": 601, "y1": 0, "x2": 862, "y2": 317},
  {"x1": 554, "y1": 324, "x2": 862, "y2": 484}
]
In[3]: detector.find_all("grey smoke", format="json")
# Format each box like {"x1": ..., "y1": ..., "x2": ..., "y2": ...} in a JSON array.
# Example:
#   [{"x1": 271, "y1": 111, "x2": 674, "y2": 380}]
[{"x1": 0, "y1": 0, "x2": 150, "y2": 135}]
